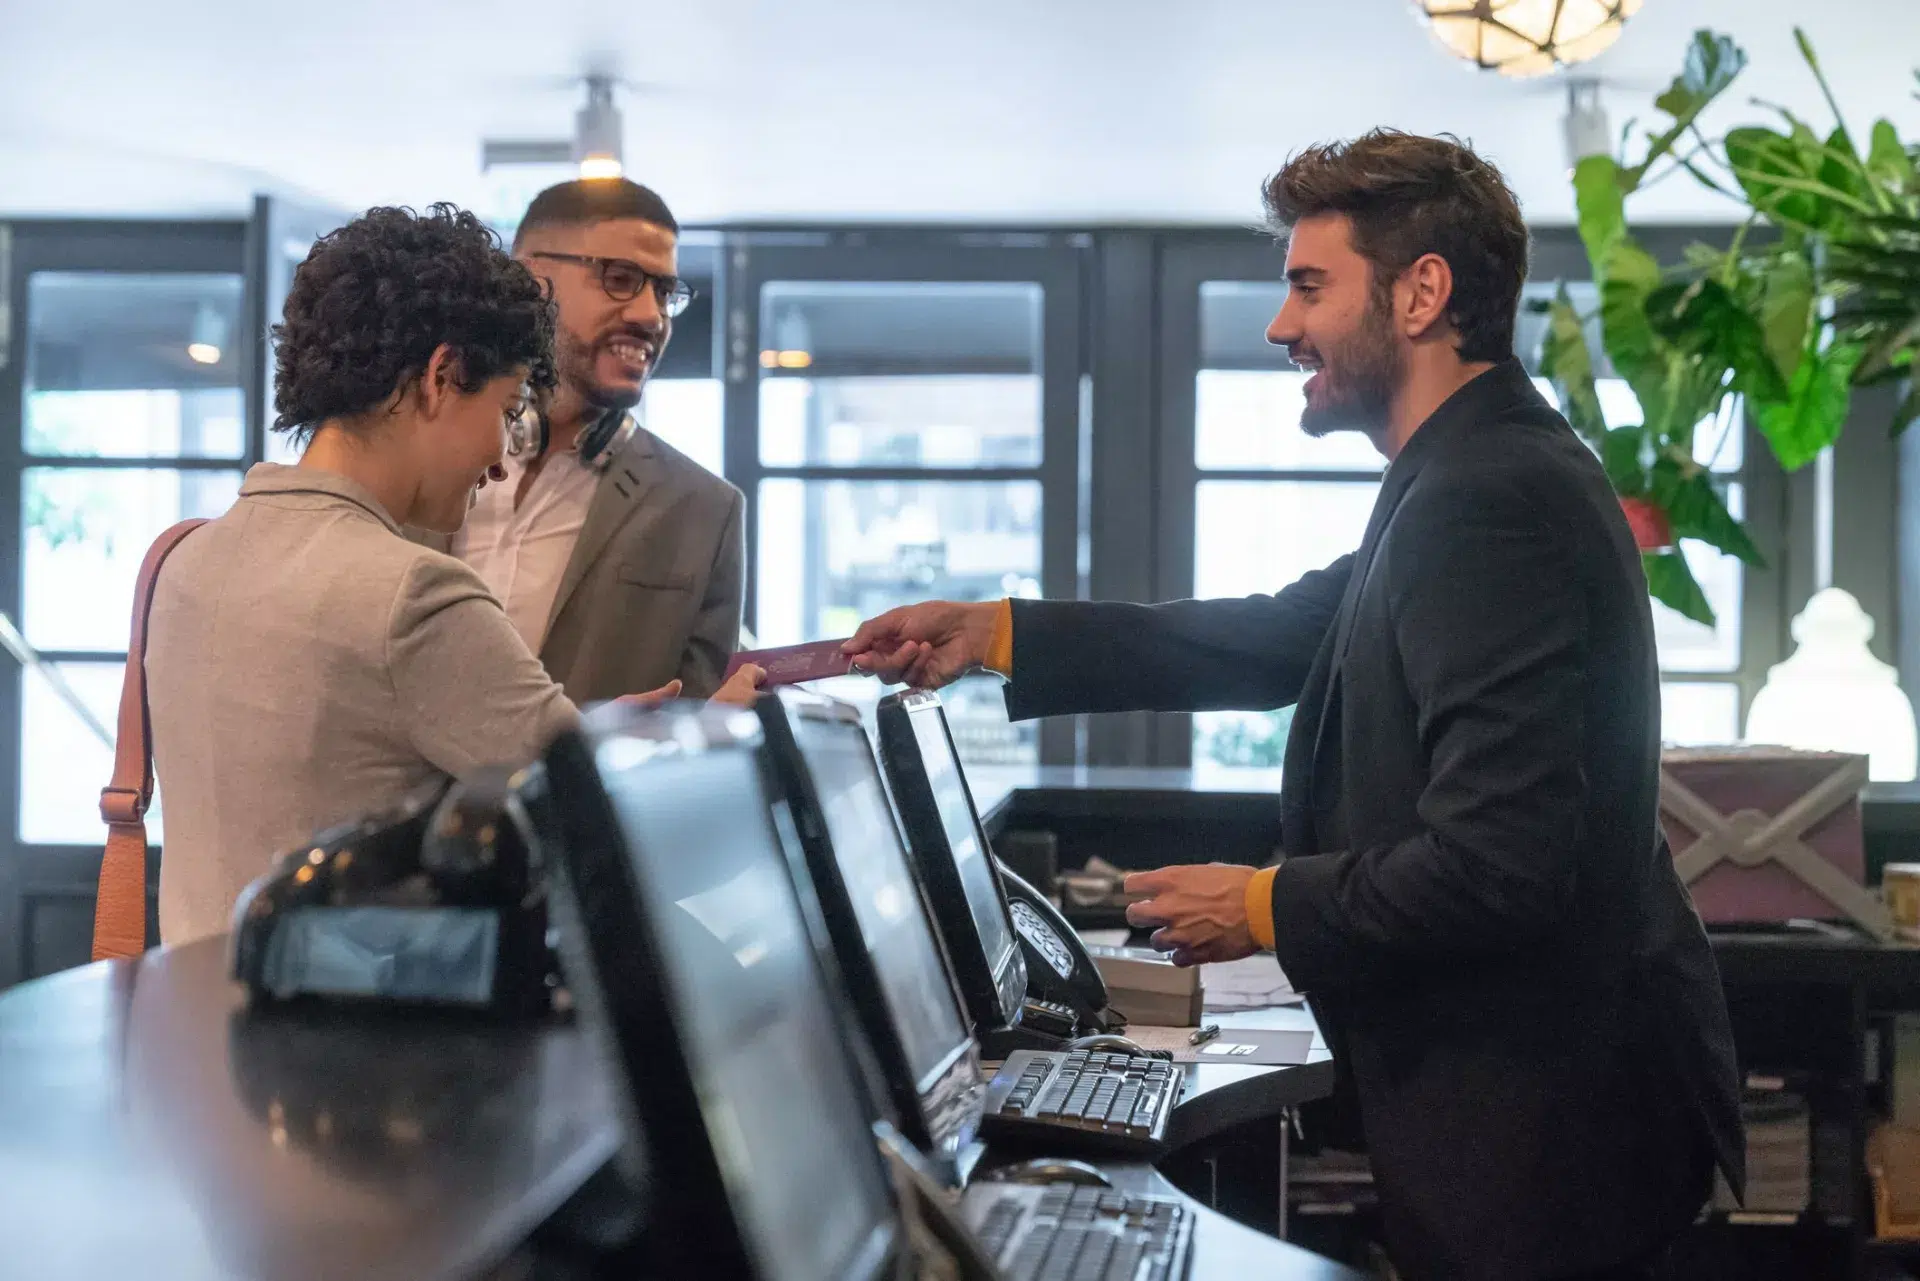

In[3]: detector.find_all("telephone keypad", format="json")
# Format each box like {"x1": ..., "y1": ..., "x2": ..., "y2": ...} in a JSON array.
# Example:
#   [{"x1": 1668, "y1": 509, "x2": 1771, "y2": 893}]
[{"x1": 1009, "y1": 900, "x2": 1077, "y2": 979}]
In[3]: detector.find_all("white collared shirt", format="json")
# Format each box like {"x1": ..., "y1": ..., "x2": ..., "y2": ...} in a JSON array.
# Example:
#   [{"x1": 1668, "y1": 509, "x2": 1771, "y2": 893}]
[{"x1": 451, "y1": 450, "x2": 600, "y2": 652}]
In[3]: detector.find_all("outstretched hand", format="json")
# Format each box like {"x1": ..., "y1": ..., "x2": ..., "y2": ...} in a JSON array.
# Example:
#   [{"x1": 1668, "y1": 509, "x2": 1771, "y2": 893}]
[
  {"x1": 842, "y1": 600, "x2": 1000, "y2": 689},
  {"x1": 1123, "y1": 864, "x2": 1262, "y2": 967}
]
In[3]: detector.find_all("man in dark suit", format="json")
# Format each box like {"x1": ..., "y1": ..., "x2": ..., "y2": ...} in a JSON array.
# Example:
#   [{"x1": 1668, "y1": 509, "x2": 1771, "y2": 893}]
[{"x1": 845, "y1": 131, "x2": 1743, "y2": 1281}]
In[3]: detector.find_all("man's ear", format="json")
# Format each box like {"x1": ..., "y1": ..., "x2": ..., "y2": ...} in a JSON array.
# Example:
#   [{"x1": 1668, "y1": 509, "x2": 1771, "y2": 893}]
[{"x1": 1398, "y1": 252, "x2": 1455, "y2": 342}]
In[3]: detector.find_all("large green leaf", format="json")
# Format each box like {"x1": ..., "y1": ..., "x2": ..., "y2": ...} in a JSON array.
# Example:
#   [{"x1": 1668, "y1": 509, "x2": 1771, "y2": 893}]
[
  {"x1": 1651, "y1": 457, "x2": 1766, "y2": 567},
  {"x1": 1600, "y1": 239, "x2": 1663, "y2": 371},
  {"x1": 1627, "y1": 31, "x2": 1748, "y2": 189},
  {"x1": 1644, "y1": 277, "x2": 1790, "y2": 404},
  {"x1": 1758, "y1": 252, "x2": 1814, "y2": 382},
  {"x1": 1655, "y1": 31, "x2": 1748, "y2": 123},
  {"x1": 1754, "y1": 341, "x2": 1864, "y2": 470},
  {"x1": 1831, "y1": 213, "x2": 1920, "y2": 383},
  {"x1": 1574, "y1": 155, "x2": 1628, "y2": 275},
  {"x1": 1727, "y1": 127, "x2": 1830, "y2": 231},
  {"x1": 1540, "y1": 293, "x2": 1605, "y2": 446},
  {"x1": 1643, "y1": 549, "x2": 1716, "y2": 626},
  {"x1": 1818, "y1": 126, "x2": 1879, "y2": 225},
  {"x1": 1868, "y1": 120, "x2": 1918, "y2": 192},
  {"x1": 1603, "y1": 426, "x2": 1649, "y2": 495}
]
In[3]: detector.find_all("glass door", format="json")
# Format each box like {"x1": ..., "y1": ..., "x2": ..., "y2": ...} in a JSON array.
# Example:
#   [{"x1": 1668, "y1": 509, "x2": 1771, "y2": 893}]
[
  {"x1": 0, "y1": 221, "x2": 253, "y2": 985},
  {"x1": 725, "y1": 237, "x2": 1085, "y2": 766}
]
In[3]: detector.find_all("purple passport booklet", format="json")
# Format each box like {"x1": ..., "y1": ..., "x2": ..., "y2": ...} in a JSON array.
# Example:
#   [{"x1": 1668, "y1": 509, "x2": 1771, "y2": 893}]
[{"x1": 725, "y1": 639, "x2": 858, "y2": 687}]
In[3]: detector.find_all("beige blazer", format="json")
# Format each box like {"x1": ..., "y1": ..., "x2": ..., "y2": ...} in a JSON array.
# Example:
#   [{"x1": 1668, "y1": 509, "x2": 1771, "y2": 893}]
[
  {"x1": 418, "y1": 426, "x2": 745, "y2": 700},
  {"x1": 147, "y1": 464, "x2": 578, "y2": 945}
]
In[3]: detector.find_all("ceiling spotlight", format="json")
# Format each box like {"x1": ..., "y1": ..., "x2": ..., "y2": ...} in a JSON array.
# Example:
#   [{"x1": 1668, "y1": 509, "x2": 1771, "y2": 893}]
[
  {"x1": 573, "y1": 77, "x2": 624, "y2": 179},
  {"x1": 480, "y1": 75, "x2": 626, "y2": 181}
]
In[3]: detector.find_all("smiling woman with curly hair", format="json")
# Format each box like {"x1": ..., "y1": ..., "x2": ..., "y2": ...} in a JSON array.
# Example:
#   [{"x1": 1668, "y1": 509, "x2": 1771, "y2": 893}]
[{"x1": 139, "y1": 204, "x2": 760, "y2": 944}]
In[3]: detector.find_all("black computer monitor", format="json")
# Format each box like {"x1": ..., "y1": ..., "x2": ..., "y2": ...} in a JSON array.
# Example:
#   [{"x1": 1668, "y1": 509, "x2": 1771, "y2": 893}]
[
  {"x1": 540, "y1": 702, "x2": 900, "y2": 1281},
  {"x1": 875, "y1": 689, "x2": 1028, "y2": 1034},
  {"x1": 755, "y1": 690, "x2": 984, "y2": 1165}
]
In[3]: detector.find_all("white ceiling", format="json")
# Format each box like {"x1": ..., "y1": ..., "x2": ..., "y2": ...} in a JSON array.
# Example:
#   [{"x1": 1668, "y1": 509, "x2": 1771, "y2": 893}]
[{"x1": 3, "y1": 0, "x2": 1917, "y2": 227}]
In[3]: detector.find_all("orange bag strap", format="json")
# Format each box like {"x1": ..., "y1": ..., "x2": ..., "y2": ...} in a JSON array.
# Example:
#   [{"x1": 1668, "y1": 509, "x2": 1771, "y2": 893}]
[{"x1": 91, "y1": 518, "x2": 207, "y2": 962}]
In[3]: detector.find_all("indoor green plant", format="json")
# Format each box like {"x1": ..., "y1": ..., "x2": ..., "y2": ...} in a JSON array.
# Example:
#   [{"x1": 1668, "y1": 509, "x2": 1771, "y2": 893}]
[
  {"x1": 1825, "y1": 72, "x2": 1920, "y2": 436},
  {"x1": 1538, "y1": 30, "x2": 1918, "y2": 625}
]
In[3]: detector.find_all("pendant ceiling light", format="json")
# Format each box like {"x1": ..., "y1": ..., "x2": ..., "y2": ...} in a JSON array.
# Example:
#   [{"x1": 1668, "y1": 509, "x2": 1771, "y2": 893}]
[{"x1": 1414, "y1": 0, "x2": 1645, "y2": 78}]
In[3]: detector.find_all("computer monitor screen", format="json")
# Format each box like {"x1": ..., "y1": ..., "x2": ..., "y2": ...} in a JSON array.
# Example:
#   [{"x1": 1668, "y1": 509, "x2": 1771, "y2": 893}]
[
  {"x1": 589, "y1": 735, "x2": 894, "y2": 1281},
  {"x1": 788, "y1": 714, "x2": 973, "y2": 1093},
  {"x1": 906, "y1": 706, "x2": 1021, "y2": 1002}
]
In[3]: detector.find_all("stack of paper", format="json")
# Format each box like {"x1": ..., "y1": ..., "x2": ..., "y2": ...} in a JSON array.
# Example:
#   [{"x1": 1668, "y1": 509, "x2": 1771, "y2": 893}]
[{"x1": 1200, "y1": 954, "x2": 1302, "y2": 1011}]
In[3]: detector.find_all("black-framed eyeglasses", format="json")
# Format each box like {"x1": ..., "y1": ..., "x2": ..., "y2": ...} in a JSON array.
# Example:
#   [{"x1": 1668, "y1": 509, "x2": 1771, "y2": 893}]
[{"x1": 530, "y1": 251, "x2": 696, "y2": 317}]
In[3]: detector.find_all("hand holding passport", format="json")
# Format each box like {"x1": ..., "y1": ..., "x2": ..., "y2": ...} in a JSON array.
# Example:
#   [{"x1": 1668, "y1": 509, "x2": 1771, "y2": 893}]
[{"x1": 724, "y1": 638, "x2": 863, "y2": 688}]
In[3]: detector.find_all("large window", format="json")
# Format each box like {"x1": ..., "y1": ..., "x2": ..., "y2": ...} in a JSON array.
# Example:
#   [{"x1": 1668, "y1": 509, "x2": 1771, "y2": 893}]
[
  {"x1": 1171, "y1": 265, "x2": 1764, "y2": 778},
  {"x1": 643, "y1": 376, "x2": 724, "y2": 477},
  {"x1": 1181, "y1": 281, "x2": 1383, "y2": 777},
  {"x1": 18, "y1": 271, "x2": 246, "y2": 843},
  {"x1": 728, "y1": 244, "x2": 1084, "y2": 766}
]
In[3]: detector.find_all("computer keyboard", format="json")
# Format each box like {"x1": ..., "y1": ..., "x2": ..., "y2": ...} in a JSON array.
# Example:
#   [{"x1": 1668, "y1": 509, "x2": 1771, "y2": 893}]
[
  {"x1": 980, "y1": 1049, "x2": 1180, "y2": 1156},
  {"x1": 962, "y1": 1182, "x2": 1193, "y2": 1281}
]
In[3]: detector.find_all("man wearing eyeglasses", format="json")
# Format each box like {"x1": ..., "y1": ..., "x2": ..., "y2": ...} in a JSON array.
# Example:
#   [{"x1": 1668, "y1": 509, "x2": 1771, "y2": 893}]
[{"x1": 441, "y1": 178, "x2": 744, "y2": 700}]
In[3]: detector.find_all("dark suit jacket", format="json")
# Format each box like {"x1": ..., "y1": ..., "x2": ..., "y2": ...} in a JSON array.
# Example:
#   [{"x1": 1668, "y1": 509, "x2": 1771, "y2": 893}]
[
  {"x1": 536, "y1": 428, "x2": 743, "y2": 701},
  {"x1": 1004, "y1": 361, "x2": 1743, "y2": 1280},
  {"x1": 416, "y1": 426, "x2": 744, "y2": 701}
]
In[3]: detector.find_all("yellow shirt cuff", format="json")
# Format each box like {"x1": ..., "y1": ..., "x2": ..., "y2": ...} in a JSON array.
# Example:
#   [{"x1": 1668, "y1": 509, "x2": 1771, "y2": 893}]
[
  {"x1": 984, "y1": 598, "x2": 1014, "y2": 677},
  {"x1": 1245, "y1": 866, "x2": 1278, "y2": 953}
]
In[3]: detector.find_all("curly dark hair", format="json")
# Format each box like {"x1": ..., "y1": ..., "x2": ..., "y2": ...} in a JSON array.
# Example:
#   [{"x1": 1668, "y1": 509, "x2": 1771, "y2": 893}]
[
  {"x1": 271, "y1": 204, "x2": 557, "y2": 443},
  {"x1": 1263, "y1": 130, "x2": 1529, "y2": 364}
]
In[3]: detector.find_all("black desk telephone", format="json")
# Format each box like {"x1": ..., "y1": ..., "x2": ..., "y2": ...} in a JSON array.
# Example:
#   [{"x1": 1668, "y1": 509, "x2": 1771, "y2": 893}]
[{"x1": 995, "y1": 858, "x2": 1114, "y2": 1038}]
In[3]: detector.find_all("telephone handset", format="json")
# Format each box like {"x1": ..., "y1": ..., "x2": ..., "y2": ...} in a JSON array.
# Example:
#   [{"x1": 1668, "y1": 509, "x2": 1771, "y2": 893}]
[{"x1": 992, "y1": 859, "x2": 1122, "y2": 1035}]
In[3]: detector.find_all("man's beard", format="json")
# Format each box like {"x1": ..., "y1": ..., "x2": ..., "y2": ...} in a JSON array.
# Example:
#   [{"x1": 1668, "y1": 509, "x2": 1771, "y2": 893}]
[
  {"x1": 1298, "y1": 291, "x2": 1404, "y2": 439},
  {"x1": 558, "y1": 327, "x2": 645, "y2": 413}
]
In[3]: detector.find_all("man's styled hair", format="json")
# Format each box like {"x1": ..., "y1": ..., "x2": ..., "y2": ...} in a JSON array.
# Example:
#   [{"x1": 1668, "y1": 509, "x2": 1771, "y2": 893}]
[
  {"x1": 271, "y1": 205, "x2": 556, "y2": 444},
  {"x1": 512, "y1": 179, "x2": 679, "y2": 249},
  {"x1": 1263, "y1": 130, "x2": 1529, "y2": 364}
]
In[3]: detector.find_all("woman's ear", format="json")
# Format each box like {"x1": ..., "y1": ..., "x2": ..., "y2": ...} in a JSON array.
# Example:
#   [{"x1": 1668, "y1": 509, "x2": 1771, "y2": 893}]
[{"x1": 417, "y1": 343, "x2": 459, "y2": 418}]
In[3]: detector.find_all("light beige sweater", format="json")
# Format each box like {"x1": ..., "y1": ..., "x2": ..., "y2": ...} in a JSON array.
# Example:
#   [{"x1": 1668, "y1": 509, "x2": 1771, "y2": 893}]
[{"x1": 147, "y1": 464, "x2": 579, "y2": 945}]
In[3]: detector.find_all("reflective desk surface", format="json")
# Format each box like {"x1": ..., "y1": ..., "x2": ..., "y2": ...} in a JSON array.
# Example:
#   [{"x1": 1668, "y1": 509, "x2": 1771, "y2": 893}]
[
  {"x1": 0, "y1": 938, "x2": 617, "y2": 1281},
  {"x1": 0, "y1": 934, "x2": 1341, "y2": 1279}
]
